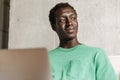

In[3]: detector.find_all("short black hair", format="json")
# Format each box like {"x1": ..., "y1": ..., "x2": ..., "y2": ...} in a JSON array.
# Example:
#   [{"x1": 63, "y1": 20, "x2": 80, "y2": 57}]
[{"x1": 49, "y1": 2, "x2": 77, "y2": 30}]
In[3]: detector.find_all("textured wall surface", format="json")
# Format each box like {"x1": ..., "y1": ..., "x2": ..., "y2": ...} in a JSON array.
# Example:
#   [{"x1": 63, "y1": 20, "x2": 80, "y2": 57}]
[
  {"x1": 9, "y1": 0, "x2": 120, "y2": 55},
  {"x1": 9, "y1": 0, "x2": 57, "y2": 50}
]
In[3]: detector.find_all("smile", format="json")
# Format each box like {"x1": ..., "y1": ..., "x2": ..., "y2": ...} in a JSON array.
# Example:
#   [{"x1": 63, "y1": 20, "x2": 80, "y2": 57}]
[{"x1": 66, "y1": 26, "x2": 75, "y2": 33}]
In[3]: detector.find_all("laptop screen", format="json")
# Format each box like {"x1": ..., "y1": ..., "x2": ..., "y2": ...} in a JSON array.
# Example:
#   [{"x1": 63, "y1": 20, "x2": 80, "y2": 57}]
[{"x1": 0, "y1": 48, "x2": 52, "y2": 80}]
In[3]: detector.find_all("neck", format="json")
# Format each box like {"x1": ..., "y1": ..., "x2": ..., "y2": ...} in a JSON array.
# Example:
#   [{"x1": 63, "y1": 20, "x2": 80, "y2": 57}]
[{"x1": 59, "y1": 38, "x2": 80, "y2": 48}]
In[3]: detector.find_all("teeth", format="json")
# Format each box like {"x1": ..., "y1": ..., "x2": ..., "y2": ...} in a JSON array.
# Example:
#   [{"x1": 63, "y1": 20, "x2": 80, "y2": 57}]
[
  {"x1": 66, "y1": 27, "x2": 74, "y2": 33},
  {"x1": 69, "y1": 27, "x2": 74, "y2": 29},
  {"x1": 67, "y1": 26, "x2": 74, "y2": 30}
]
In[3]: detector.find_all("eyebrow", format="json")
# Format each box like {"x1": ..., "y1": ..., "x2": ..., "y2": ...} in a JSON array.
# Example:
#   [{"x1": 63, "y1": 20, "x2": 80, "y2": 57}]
[{"x1": 59, "y1": 13, "x2": 76, "y2": 18}]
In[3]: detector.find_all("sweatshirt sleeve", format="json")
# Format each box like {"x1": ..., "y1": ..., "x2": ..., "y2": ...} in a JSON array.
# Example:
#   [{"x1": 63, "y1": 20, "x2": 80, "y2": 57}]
[{"x1": 95, "y1": 49, "x2": 118, "y2": 80}]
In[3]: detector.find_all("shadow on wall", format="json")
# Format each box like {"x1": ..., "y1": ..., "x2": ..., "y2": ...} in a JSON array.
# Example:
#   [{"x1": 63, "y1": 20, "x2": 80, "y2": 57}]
[{"x1": 1, "y1": 0, "x2": 10, "y2": 49}]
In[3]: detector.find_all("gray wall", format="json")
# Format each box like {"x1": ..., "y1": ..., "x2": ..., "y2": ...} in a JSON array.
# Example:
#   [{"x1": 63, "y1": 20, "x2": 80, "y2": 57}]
[{"x1": 9, "y1": 0, "x2": 120, "y2": 55}]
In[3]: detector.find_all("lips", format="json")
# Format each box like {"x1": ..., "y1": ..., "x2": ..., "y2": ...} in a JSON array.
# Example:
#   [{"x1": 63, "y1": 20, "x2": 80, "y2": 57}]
[{"x1": 66, "y1": 26, "x2": 75, "y2": 33}]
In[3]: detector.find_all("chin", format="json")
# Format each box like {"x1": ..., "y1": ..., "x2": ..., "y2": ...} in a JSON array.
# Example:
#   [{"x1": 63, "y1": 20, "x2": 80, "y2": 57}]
[{"x1": 64, "y1": 35, "x2": 76, "y2": 41}]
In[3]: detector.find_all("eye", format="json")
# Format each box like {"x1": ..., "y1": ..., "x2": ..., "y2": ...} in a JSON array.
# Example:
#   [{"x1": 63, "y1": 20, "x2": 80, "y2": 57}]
[
  {"x1": 59, "y1": 18, "x2": 66, "y2": 23},
  {"x1": 70, "y1": 15, "x2": 77, "y2": 21},
  {"x1": 71, "y1": 16, "x2": 76, "y2": 21}
]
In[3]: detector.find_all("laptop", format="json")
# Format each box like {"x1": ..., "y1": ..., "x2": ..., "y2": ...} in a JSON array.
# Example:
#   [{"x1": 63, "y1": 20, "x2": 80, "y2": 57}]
[{"x1": 0, "y1": 48, "x2": 52, "y2": 80}]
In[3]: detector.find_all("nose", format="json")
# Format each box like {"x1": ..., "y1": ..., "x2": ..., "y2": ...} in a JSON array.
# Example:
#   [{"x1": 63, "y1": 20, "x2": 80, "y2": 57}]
[{"x1": 66, "y1": 18, "x2": 72, "y2": 26}]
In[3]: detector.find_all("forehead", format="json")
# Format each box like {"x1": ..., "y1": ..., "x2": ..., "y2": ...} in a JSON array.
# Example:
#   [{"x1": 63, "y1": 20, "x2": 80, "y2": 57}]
[{"x1": 55, "y1": 7, "x2": 76, "y2": 17}]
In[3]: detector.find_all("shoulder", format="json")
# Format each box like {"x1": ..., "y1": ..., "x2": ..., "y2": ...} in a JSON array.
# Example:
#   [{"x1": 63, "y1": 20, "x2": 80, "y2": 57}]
[
  {"x1": 83, "y1": 45, "x2": 110, "y2": 68},
  {"x1": 78, "y1": 44, "x2": 107, "y2": 60},
  {"x1": 48, "y1": 47, "x2": 59, "y2": 55},
  {"x1": 81, "y1": 44, "x2": 104, "y2": 53}
]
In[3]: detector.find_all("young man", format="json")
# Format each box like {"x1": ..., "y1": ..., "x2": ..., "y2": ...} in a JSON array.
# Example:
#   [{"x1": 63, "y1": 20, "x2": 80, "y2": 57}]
[{"x1": 48, "y1": 2, "x2": 118, "y2": 80}]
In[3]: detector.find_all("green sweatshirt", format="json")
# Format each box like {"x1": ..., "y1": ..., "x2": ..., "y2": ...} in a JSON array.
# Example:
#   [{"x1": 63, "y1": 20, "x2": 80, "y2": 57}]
[{"x1": 49, "y1": 44, "x2": 118, "y2": 80}]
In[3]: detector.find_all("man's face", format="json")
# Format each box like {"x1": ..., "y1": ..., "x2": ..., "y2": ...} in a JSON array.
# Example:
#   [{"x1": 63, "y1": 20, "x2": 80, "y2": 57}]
[{"x1": 55, "y1": 7, "x2": 78, "y2": 41}]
